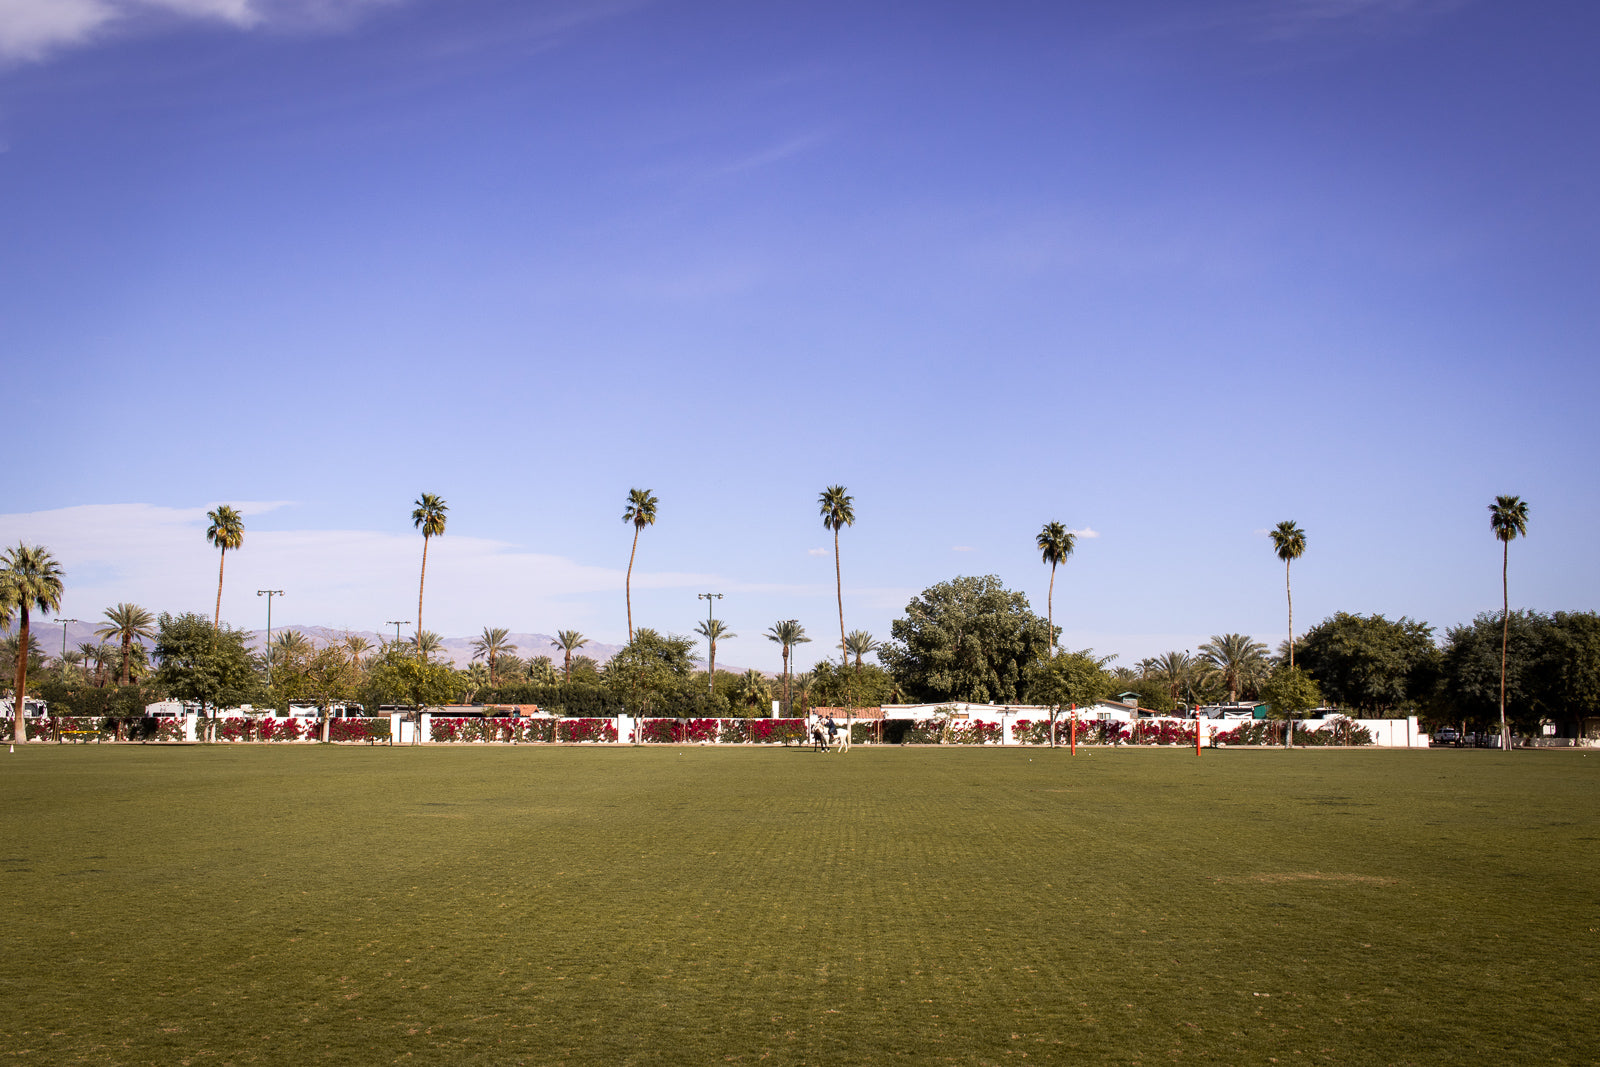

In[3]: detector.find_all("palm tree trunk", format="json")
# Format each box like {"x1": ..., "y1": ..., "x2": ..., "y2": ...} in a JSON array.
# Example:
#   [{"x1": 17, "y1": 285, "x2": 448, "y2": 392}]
[
  {"x1": 417, "y1": 535, "x2": 430, "y2": 642},
  {"x1": 834, "y1": 529, "x2": 847, "y2": 705},
  {"x1": 121, "y1": 633, "x2": 132, "y2": 686},
  {"x1": 783, "y1": 646, "x2": 791, "y2": 716},
  {"x1": 214, "y1": 548, "x2": 227, "y2": 628},
  {"x1": 626, "y1": 527, "x2": 640, "y2": 642},
  {"x1": 1047, "y1": 562, "x2": 1056, "y2": 657},
  {"x1": 1285, "y1": 559, "x2": 1294, "y2": 670},
  {"x1": 1500, "y1": 540, "x2": 1510, "y2": 752},
  {"x1": 12, "y1": 607, "x2": 30, "y2": 743},
  {"x1": 709, "y1": 641, "x2": 716, "y2": 691},
  {"x1": 563, "y1": 648, "x2": 572, "y2": 682}
]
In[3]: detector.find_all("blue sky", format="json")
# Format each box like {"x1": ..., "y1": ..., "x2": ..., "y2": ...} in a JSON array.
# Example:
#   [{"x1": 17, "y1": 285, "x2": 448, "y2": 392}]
[{"x1": 2, "y1": 0, "x2": 1596, "y2": 674}]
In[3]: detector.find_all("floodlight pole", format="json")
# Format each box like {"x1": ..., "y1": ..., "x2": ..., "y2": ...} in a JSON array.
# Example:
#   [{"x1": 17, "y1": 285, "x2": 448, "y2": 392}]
[
  {"x1": 257, "y1": 590, "x2": 283, "y2": 687},
  {"x1": 387, "y1": 620, "x2": 409, "y2": 648},
  {"x1": 1070, "y1": 703, "x2": 1077, "y2": 756},
  {"x1": 697, "y1": 592, "x2": 723, "y2": 693},
  {"x1": 52, "y1": 618, "x2": 79, "y2": 667}
]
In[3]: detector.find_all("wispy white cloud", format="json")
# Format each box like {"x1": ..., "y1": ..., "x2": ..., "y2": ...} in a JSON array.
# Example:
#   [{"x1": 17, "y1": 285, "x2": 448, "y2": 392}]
[
  {"x1": 1244, "y1": 0, "x2": 1466, "y2": 41},
  {"x1": 0, "y1": 0, "x2": 400, "y2": 63},
  {"x1": 0, "y1": 502, "x2": 714, "y2": 637},
  {"x1": 807, "y1": 547, "x2": 829, "y2": 557},
  {"x1": 1071, "y1": 527, "x2": 1101, "y2": 539},
  {"x1": 951, "y1": 545, "x2": 974, "y2": 552}
]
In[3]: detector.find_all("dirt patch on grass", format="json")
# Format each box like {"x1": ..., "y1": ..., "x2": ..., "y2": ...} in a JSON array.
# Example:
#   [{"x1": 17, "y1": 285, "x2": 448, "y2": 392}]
[{"x1": 1217, "y1": 872, "x2": 1399, "y2": 886}]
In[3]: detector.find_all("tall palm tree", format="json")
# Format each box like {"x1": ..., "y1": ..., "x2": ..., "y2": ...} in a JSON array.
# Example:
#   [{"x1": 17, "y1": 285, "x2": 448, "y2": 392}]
[
  {"x1": 1269, "y1": 521, "x2": 1307, "y2": 669},
  {"x1": 1489, "y1": 495, "x2": 1530, "y2": 752},
  {"x1": 843, "y1": 630, "x2": 880, "y2": 670},
  {"x1": 411, "y1": 493, "x2": 448, "y2": 647},
  {"x1": 1, "y1": 543, "x2": 65, "y2": 743},
  {"x1": 694, "y1": 618, "x2": 735, "y2": 687},
  {"x1": 621, "y1": 488, "x2": 658, "y2": 642},
  {"x1": 819, "y1": 486, "x2": 855, "y2": 675},
  {"x1": 1197, "y1": 633, "x2": 1270, "y2": 704},
  {"x1": 766, "y1": 619, "x2": 810, "y2": 715},
  {"x1": 470, "y1": 626, "x2": 517, "y2": 686},
  {"x1": 1036, "y1": 521, "x2": 1076, "y2": 656},
  {"x1": 96, "y1": 602, "x2": 156, "y2": 686},
  {"x1": 551, "y1": 630, "x2": 588, "y2": 682},
  {"x1": 205, "y1": 505, "x2": 245, "y2": 628}
]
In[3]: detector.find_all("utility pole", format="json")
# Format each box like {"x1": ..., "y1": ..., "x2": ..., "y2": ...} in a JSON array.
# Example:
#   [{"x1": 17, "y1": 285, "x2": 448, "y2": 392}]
[
  {"x1": 257, "y1": 590, "x2": 284, "y2": 687},
  {"x1": 386, "y1": 621, "x2": 410, "y2": 648},
  {"x1": 697, "y1": 592, "x2": 723, "y2": 693}
]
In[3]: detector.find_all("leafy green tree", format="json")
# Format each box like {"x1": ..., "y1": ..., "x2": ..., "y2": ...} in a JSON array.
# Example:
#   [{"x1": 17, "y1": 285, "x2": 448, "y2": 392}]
[
  {"x1": 881, "y1": 575, "x2": 1051, "y2": 704},
  {"x1": 412, "y1": 493, "x2": 448, "y2": 642},
  {"x1": 1531, "y1": 612, "x2": 1600, "y2": 740},
  {"x1": 1035, "y1": 521, "x2": 1075, "y2": 656},
  {"x1": 205, "y1": 505, "x2": 245, "y2": 628},
  {"x1": 150, "y1": 612, "x2": 265, "y2": 741},
  {"x1": 363, "y1": 644, "x2": 457, "y2": 713},
  {"x1": 1269, "y1": 521, "x2": 1307, "y2": 669},
  {"x1": 1025, "y1": 650, "x2": 1114, "y2": 746},
  {"x1": 765, "y1": 619, "x2": 810, "y2": 715},
  {"x1": 694, "y1": 618, "x2": 735, "y2": 686},
  {"x1": 1261, "y1": 666, "x2": 1322, "y2": 748},
  {"x1": 470, "y1": 626, "x2": 517, "y2": 686},
  {"x1": 808, "y1": 660, "x2": 899, "y2": 709},
  {"x1": 1294, "y1": 613, "x2": 1439, "y2": 716},
  {"x1": 97, "y1": 603, "x2": 156, "y2": 686},
  {"x1": 603, "y1": 627, "x2": 695, "y2": 720},
  {"x1": 1488, "y1": 495, "x2": 1530, "y2": 751},
  {"x1": 1197, "y1": 633, "x2": 1270, "y2": 703},
  {"x1": 552, "y1": 630, "x2": 588, "y2": 682},
  {"x1": 622, "y1": 488, "x2": 658, "y2": 642},
  {"x1": 1, "y1": 543, "x2": 65, "y2": 743},
  {"x1": 819, "y1": 485, "x2": 856, "y2": 682}
]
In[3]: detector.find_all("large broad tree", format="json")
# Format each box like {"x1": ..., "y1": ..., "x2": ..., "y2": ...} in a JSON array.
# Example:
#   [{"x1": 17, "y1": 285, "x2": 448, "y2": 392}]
[
  {"x1": 1294, "y1": 613, "x2": 1440, "y2": 716},
  {"x1": 411, "y1": 493, "x2": 448, "y2": 645},
  {"x1": 151, "y1": 612, "x2": 264, "y2": 742},
  {"x1": 765, "y1": 619, "x2": 810, "y2": 715},
  {"x1": 205, "y1": 506, "x2": 245, "y2": 628},
  {"x1": 622, "y1": 488, "x2": 658, "y2": 643},
  {"x1": 818, "y1": 486, "x2": 855, "y2": 673},
  {"x1": 1197, "y1": 633, "x2": 1270, "y2": 704},
  {"x1": 1035, "y1": 521, "x2": 1075, "y2": 657},
  {"x1": 1269, "y1": 521, "x2": 1307, "y2": 668},
  {"x1": 880, "y1": 575, "x2": 1052, "y2": 704},
  {"x1": 1488, "y1": 495, "x2": 1529, "y2": 751},
  {"x1": 1, "y1": 543, "x2": 65, "y2": 743},
  {"x1": 551, "y1": 630, "x2": 588, "y2": 682},
  {"x1": 603, "y1": 627, "x2": 695, "y2": 726},
  {"x1": 694, "y1": 617, "x2": 735, "y2": 690},
  {"x1": 1439, "y1": 611, "x2": 1544, "y2": 736},
  {"x1": 1531, "y1": 612, "x2": 1600, "y2": 740},
  {"x1": 96, "y1": 603, "x2": 156, "y2": 686}
]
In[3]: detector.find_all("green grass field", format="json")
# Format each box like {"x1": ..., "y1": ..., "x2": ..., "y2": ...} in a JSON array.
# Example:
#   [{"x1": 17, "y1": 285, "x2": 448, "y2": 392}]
[{"x1": 2, "y1": 743, "x2": 1596, "y2": 1065}]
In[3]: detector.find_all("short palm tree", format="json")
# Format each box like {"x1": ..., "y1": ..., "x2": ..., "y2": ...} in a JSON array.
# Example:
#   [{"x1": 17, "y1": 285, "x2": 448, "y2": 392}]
[
  {"x1": 272, "y1": 629, "x2": 311, "y2": 673},
  {"x1": 1489, "y1": 495, "x2": 1530, "y2": 752},
  {"x1": 412, "y1": 630, "x2": 444, "y2": 661},
  {"x1": 766, "y1": 619, "x2": 810, "y2": 715},
  {"x1": 737, "y1": 668, "x2": 772, "y2": 714},
  {"x1": 470, "y1": 626, "x2": 517, "y2": 686},
  {"x1": 412, "y1": 493, "x2": 448, "y2": 646},
  {"x1": 1036, "y1": 521, "x2": 1076, "y2": 656},
  {"x1": 1148, "y1": 650, "x2": 1194, "y2": 709},
  {"x1": 1197, "y1": 633, "x2": 1270, "y2": 703},
  {"x1": 622, "y1": 488, "x2": 658, "y2": 642},
  {"x1": 1269, "y1": 521, "x2": 1307, "y2": 668},
  {"x1": 75, "y1": 641, "x2": 105, "y2": 686},
  {"x1": 343, "y1": 634, "x2": 373, "y2": 669},
  {"x1": 96, "y1": 602, "x2": 155, "y2": 686},
  {"x1": 205, "y1": 505, "x2": 245, "y2": 628},
  {"x1": 790, "y1": 670, "x2": 815, "y2": 717},
  {"x1": 819, "y1": 485, "x2": 855, "y2": 677},
  {"x1": 2, "y1": 543, "x2": 65, "y2": 743},
  {"x1": 551, "y1": 630, "x2": 588, "y2": 682},
  {"x1": 843, "y1": 630, "x2": 880, "y2": 670},
  {"x1": 694, "y1": 618, "x2": 735, "y2": 688}
]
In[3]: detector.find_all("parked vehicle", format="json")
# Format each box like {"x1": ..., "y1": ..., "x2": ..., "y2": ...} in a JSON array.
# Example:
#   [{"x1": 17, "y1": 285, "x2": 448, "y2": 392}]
[{"x1": 1432, "y1": 728, "x2": 1460, "y2": 747}]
